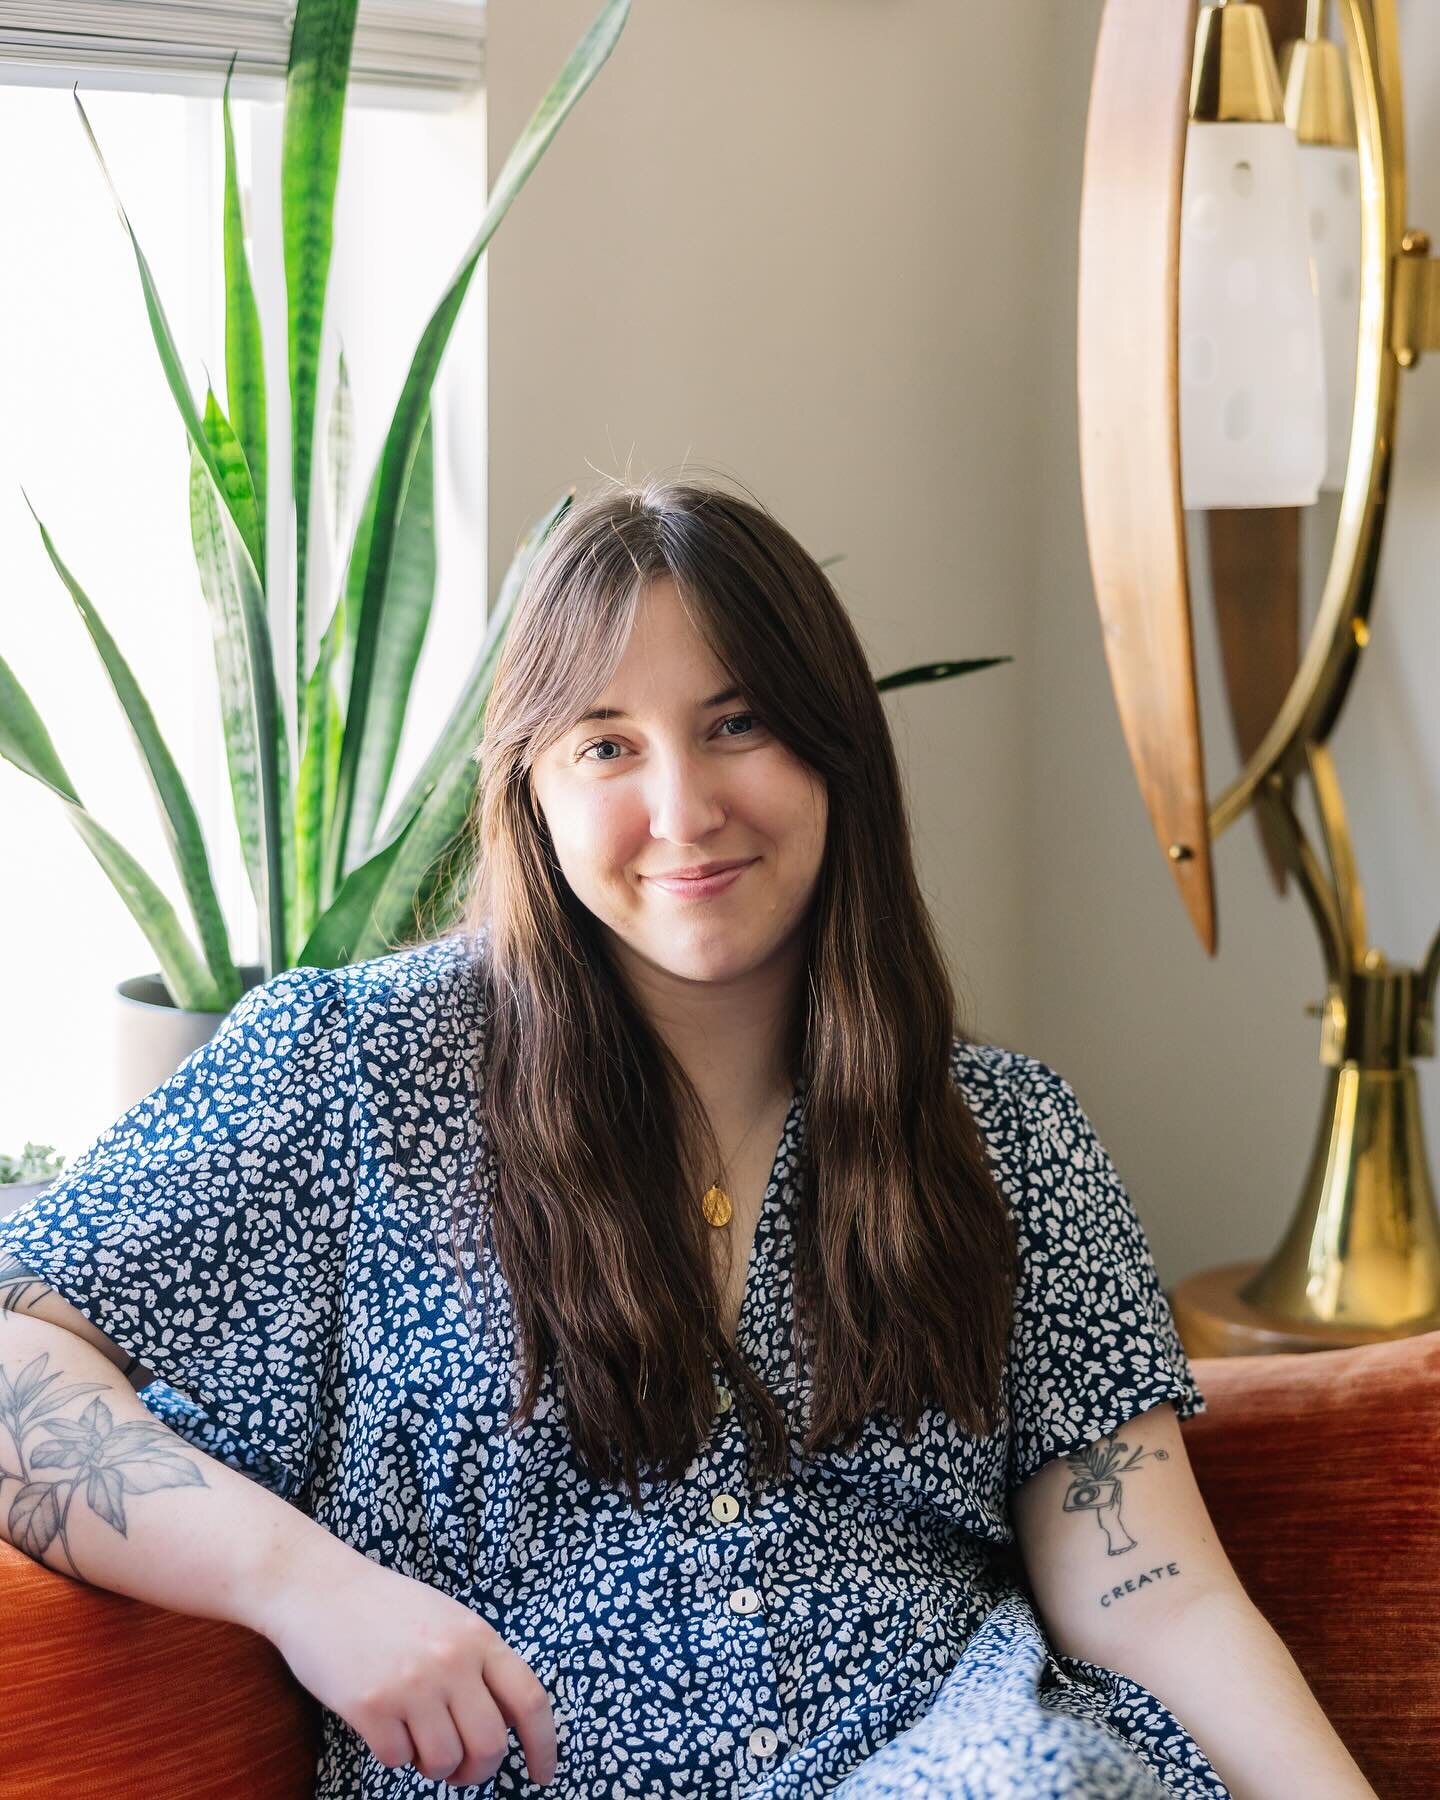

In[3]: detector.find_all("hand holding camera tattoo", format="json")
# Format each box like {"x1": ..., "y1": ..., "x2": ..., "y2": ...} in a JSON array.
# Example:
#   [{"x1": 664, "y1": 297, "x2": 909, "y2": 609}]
[{"x1": 1062, "y1": 1434, "x2": 1168, "y2": 1555}]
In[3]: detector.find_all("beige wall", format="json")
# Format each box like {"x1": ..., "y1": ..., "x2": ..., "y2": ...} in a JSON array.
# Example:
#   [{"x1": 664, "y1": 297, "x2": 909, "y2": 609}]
[
  {"x1": 486, "y1": 0, "x2": 1440, "y2": 1289},
  {"x1": 485, "y1": 0, "x2": 1052, "y2": 1057}
]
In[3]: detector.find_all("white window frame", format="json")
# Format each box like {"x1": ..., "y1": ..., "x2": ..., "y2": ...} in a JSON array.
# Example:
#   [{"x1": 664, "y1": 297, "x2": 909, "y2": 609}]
[{"x1": 0, "y1": 2, "x2": 485, "y2": 111}]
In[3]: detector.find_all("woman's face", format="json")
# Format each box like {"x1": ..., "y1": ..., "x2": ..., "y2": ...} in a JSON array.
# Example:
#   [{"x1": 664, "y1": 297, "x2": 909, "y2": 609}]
[{"x1": 528, "y1": 577, "x2": 828, "y2": 989}]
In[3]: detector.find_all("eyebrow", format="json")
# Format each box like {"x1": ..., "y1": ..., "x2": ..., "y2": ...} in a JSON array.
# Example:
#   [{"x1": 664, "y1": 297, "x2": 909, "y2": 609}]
[{"x1": 578, "y1": 686, "x2": 743, "y2": 723}]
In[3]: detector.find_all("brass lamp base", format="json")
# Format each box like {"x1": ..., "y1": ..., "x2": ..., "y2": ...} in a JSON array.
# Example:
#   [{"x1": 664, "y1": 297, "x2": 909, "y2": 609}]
[
  {"x1": 1171, "y1": 1046, "x2": 1440, "y2": 1359},
  {"x1": 1171, "y1": 1261, "x2": 1440, "y2": 1359}
]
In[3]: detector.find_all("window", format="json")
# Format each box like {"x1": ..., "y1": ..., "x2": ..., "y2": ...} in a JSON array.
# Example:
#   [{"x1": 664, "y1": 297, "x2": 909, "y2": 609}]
[
  {"x1": 0, "y1": 3, "x2": 485, "y2": 109},
  {"x1": 0, "y1": 63, "x2": 486, "y2": 1161}
]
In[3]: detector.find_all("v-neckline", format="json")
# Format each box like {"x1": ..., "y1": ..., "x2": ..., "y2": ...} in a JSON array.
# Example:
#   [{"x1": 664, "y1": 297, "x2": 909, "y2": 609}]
[{"x1": 722, "y1": 1079, "x2": 806, "y2": 1360}]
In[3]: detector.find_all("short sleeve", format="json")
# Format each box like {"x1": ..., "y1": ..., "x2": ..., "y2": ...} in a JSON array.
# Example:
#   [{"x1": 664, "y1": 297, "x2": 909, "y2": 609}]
[
  {"x1": 0, "y1": 964, "x2": 353, "y2": 1496},
  {"x1": 1004, "y1": 1054, "x2": 1206, "y2": 1494}
]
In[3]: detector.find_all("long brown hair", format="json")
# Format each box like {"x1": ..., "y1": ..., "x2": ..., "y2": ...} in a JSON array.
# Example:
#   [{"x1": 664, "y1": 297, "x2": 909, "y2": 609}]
[{"x1": 446, "y1": 474, "x2": 1017, "y2": 1508}]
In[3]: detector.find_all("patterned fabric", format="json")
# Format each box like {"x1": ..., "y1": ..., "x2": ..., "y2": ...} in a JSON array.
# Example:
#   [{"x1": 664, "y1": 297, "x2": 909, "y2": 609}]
[{"x1": 0, "y1": 931, "x2": 1229, "y2": 1799}]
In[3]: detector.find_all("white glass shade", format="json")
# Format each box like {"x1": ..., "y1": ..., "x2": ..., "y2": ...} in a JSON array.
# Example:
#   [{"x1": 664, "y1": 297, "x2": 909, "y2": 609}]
[
  {"x1": 1298, "y1": 141, "x2": 1362, "y2": 491},
  {"x1": 1179, "y1": 119, "x2": 1328, "y2": 511}
]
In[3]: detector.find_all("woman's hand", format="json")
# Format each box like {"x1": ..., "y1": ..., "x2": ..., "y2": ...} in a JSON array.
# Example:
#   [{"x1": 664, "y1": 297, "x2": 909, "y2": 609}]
[{"x1": 257, "y1": 1537, "x2": 558, "y2": 1788}]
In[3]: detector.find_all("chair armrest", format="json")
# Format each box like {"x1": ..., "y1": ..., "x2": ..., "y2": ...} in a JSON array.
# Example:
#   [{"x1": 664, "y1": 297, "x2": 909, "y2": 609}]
[
  {"x1": 1180, "y1": 1330, "x2": 1440, "y2": 1800},
  {"x1": 0, "y1": 1538, "x2": 320, "y2": 1797}
]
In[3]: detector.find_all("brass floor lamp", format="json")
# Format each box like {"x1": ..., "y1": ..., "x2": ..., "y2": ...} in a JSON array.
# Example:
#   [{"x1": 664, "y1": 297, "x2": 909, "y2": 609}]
[{"x1": 1077, "y1": 0, "x2": 1440, "y2": 1355}]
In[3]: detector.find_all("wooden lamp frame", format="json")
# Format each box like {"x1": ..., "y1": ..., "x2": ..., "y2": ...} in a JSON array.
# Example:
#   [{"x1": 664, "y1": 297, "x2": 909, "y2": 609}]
[{"x1": 1076, "y1": 0, "x2": 1440, "y2": 1351}]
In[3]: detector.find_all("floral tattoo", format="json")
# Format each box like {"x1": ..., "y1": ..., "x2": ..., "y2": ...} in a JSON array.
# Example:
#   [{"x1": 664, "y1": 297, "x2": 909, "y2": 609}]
[{"x1": 1, "y1": 1333, "x2": 208, "y2": 1575}]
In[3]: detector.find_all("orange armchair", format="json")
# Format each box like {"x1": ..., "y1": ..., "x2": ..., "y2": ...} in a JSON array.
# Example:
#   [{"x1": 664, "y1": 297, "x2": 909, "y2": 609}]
[
  {"x1": 2, "y1": 1332, "x2": 1436, "y2": 1799},
  {"x1": 1176, "y1": 1330, "x2": 1440, "y2": 1800}
]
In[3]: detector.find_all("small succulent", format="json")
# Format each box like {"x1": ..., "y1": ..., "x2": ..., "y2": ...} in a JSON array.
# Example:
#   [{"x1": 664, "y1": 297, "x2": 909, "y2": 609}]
[{"x1": 0, "y1": 1143, "x2": 67, "y2": 1186}]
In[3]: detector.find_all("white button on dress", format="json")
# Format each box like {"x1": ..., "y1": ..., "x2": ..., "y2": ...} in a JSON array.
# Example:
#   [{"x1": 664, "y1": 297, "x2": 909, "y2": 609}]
[
  {"x1": 749, "y1": 1726, "x2": 780, "y2": 1757},
  {"x1": 728, "y1": 1585, "x2": 761, "y2": 1615},
  {"x1": 710, "y1": 1491, "x2": 740, "y2": 1523},
  {"x1": 716, "y1": 1385, "x2": 733, "y2": 1412}
]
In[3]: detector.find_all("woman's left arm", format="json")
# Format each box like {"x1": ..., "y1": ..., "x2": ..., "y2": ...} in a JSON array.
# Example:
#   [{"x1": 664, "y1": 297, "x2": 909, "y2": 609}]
[{"x1": 1010, "y1": 1400, "x2": 1378, "y2": 1800}]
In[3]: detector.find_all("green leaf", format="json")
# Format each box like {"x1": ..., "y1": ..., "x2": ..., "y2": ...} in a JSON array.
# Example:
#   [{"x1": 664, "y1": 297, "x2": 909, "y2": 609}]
[
  {"x1": 295, "y1": 577, "x2": 352, "y2": 937},
  {"x1": 0, "y1": 652, "x2": 223, "y2": 1010},
  {"x1": 302, "y1": 753, "x2": 478, "y2": 968},
  {"x1": 322, "y1": 626, "x2": 344, "y2": 866},
  {"x1": 294, "y1": 647, "x2": 327, "y2": 955},
  {"x1": 21, "y1": 493, "x2": 241, "y2": 1002},
  {"x1": 295, "y1": 395, "x2": 360, "y2": 944},
  {"x1": 309, "y1": 471, "x2": 369, "y2": 914},
  {"x1": 222, "y1": 52, "x2": 268, "y2": 574},
  {"x1": 337, "y1": 473, "x2": 367, "y2": 694},
  {"x1": 71, "y1": 89, "x2": 253, "y2": 575},
  {"x1": 201, "y1": 388, "x2": 264, "y2": 595},
  {"x1": 327, "y1": 0, "x2": 631, "y2": 900},
  {"x1": 379, "y1": 489, "x2": 571, "y2": 844},
  {"x1": 303, "y1": 491, "x2": 573, "y2": 967},
  {"x1": 283, "y1": 0, "x2": 361, "y2": 709},
  {"x1": 340, "y1": 406, "x2": 436, "y2": 858},
  {"x1": 874, "y1": 656, "x2": 1013, "y2": 693},
  {"x1": 188, "y1": 440, "x2": 291, "y2": 974},
  {"x1": 296, "y1": 814, "x2": 393, "y2": 967},
  {"x1": 295, "y1": 597, "x2": 343, "y2": 955},
  {"x1": 325, "y1": 343, "x2": 354, "y2": 552},
  {"x1": 355, "y1": 756, "x2": 478, "y2": 961}
]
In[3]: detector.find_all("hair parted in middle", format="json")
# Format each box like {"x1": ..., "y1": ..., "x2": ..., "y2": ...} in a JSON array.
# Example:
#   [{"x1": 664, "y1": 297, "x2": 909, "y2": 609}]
[{"x1": 442, "y1": 471, "x2": 1018, "y2": 1511}]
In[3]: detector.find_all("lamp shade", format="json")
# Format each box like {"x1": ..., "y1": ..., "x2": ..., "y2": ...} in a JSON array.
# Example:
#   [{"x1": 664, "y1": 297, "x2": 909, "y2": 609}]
[
  {"x1": 1179, "y1": 119, "x2": 1328, "y2": 510},
  {"x1": 1298, "y1": 141, "x2": 1362, "y2": 490}
]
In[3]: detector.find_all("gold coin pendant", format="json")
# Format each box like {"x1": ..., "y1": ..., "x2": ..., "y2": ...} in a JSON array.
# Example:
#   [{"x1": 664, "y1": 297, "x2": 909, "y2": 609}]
[{"x1": 701, "y1": 1184, "x2": 733, "y2": 1227}]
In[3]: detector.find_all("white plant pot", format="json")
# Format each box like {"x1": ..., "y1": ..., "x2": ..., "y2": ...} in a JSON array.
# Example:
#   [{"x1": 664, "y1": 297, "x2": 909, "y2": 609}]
[{"x1": 114, "y1": 964, "x2": 266, "y2": 1117}]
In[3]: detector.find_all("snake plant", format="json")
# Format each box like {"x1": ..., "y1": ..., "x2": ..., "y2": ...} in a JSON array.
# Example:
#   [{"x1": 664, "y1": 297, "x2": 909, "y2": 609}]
[{"x1": 1, "y1": 0, "x2": 1010, "y2": 1014}]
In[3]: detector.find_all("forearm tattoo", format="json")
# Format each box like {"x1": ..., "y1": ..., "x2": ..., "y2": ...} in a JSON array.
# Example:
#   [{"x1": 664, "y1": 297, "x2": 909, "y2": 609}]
[
  {"x1": 3, "y1": 1252, "x2": 146, "y2": 1384},
  {"x1": 0, "y1": 1249, "x2": 50, "y2": 1320},
  {"x1": 0, "y1": 1252, "x2": 207, "y2": 1576}
]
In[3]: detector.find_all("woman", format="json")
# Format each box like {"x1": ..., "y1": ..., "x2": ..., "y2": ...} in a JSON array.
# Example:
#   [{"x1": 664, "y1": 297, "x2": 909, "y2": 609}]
[{"x1": 0, "y1": 478, "x2": 1374, "y2": 1799}]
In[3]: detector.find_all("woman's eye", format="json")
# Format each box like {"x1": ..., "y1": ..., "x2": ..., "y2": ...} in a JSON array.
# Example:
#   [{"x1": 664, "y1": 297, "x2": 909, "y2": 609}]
[
  {"x1": 719, "y1": 712, "x2": 759, "y2": 738},
  {"x1": 576, "y1": 713, "x2": 761, "y2": 762}
]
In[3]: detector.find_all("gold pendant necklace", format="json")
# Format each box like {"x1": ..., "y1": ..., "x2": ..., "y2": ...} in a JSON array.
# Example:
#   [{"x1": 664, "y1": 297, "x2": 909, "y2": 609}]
[
  {"x1": 699, "y1": 1094, "x2": 777, "y2": 1228},
  {"x1": 700, "y1": 1184, "x2": 734, "y2": 1227}
]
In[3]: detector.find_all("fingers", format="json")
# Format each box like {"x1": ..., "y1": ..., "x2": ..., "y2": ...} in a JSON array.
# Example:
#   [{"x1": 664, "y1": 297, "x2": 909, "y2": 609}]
[
  {"x1": 363, "y1": 1716, "x2": 418, "y2": 1774},
  {"x1": 483, "y1": 1643, "x2": 559, "y2": 1787},
  {"x1": 438, "y1": 1677, "x2": 513, "y2": 1787},
  {"x1": 402, "y1": 1701, "x2": 465, "y2": 1783}
]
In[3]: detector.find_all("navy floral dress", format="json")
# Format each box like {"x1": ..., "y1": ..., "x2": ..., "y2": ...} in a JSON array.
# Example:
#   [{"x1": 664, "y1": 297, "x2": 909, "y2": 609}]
[{"x1": 0, "y1": 930, "x2": 1231, "y2": 1799}]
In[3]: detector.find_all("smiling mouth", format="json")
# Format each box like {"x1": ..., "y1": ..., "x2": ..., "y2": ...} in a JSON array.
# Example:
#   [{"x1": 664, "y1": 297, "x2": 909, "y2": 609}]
[{"x1": 643, "y1": 861, "x2": 755, "y2": 898}]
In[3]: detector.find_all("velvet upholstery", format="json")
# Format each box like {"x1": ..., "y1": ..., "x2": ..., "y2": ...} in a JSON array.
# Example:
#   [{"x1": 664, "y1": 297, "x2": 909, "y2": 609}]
[
  {"x1": 1178, "y1": 1330, "x2": 1440, "y2": 1800},
  {"x1": 0, "y1": 1332, "x2": 1434, "y2": 1797},
  {"x1": 0, "y1": 1545, "x2": 319, "y2": 1798}
]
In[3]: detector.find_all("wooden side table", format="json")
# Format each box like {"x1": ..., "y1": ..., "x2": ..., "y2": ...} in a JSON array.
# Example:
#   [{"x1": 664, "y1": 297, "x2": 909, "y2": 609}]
[{"x1": 1170, "y1": 1260, "x2": 1440, "y2": 1358}]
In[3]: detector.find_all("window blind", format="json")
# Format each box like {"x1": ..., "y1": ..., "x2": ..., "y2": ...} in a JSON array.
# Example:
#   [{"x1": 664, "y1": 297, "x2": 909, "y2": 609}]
[{"x1": 0, "y1": 2, "x2": 485, "y2": 110}]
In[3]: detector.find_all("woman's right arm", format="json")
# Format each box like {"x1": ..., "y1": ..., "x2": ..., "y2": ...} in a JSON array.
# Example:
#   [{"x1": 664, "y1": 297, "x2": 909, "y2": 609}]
[
  {"x1": 0, "y1": 1274, "x2": 558, "y2": 1788},
  {"x1": 0, "y1": 1287, "x2": 359, "y2": 1633}
]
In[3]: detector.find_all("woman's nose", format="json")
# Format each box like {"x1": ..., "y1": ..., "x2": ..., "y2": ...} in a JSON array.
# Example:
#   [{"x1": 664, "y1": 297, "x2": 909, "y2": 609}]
[{"x1": 646, "y1": 747, "x2": 727, "y2": 844}]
